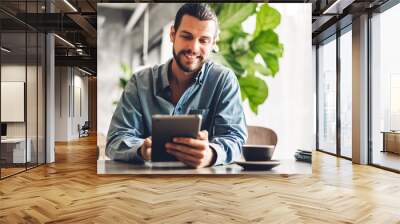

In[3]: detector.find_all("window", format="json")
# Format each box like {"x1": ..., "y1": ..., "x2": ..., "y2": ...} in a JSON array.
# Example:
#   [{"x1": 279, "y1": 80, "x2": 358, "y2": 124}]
[
  {"x1": 339, "y1": 28, "x2": 352, "y2": 158},
  {"x1": 318, "y1": 36, "x2": 337, "y2": 154},
  {"x1": 371, "y1": 2, "x2": 400, "y2": 171}
]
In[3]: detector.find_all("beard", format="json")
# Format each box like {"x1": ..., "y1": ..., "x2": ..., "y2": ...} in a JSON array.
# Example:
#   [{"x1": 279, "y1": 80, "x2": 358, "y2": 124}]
[{"x1": 172, "y1": 47, "x2": 205, "y2": 73}]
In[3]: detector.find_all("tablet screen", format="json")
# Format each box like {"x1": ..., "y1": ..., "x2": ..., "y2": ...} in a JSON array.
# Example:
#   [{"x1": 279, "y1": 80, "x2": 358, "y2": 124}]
[{"x1": 151, "y1": 115, "x2": 202, "y2": 162}]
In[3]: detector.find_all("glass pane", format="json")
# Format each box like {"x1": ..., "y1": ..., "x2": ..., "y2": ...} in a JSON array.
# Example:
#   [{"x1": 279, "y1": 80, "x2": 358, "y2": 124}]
[
  {"x1": 27, "y1": 31, "x2": 38, "y2": 169},
  {"x1": 1, "y1": 30, "x2": 27, "y2": 177},
  {"x1": 318, "y1": 37, "x2": 337, "y2": 154},
  {"x1": 340, "y1": 29, "x2": 352, "y2": 158},
  {"x1": 1, "y1": 1, "x2": 46, "y2": 178},
  {"x1": 38, "y1": 32, "x2": 45, "y2": 165},
  {"x1": 371, "y1": 4, "x2": 400, "y2": 171},
  {"x1": 26, "y1": 0, "x2": 40, "y2": 170}
]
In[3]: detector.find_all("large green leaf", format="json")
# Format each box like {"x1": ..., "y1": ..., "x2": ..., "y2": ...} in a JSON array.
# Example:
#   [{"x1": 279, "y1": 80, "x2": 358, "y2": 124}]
[
  {"x1": 249, "y1": 101, "x2": 259, "y2": 114},
  {"x1": 236, "y1": 50, "x2": 256, "y2": 71},
  {"x1": 239, "y1": 75, "x2": 268, "y2": 114},
  {"x1": 262, "y1": 53, "x2": 279, "y2": 76},
  {"x1": 236, "y1": 50, "x2": 257, "y2": 76},
  {"x1": 253, "y1": 29, "x2": 278, "y2": 45},
  {"x1": 223, "y1": 53, "x2": 245, "y2": 76},
  {"x1": 218, "y1": 25, "x2": 247, "y2": 42},
  {"x1": 254, "y1": 4, "x2": 281, "y2": 38},
  {"x1": 250, "y1": 30, "x2": 283, "y2": 58},
  {"x1": 217, "y1": 41, "x2": 231, "y2": 55},
  {"x1": 250, "y1": 30, "x2": 283, "y2": 75},
  {"x1": 217, "y1": 3, "x2": 257, "y2": 30},
  {"x1": 253, "y1": 62, "x2": 272, "y2": 76}
]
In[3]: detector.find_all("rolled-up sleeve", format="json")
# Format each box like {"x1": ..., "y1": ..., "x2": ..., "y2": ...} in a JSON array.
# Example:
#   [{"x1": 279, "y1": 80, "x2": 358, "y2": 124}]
[
  {"x1": 106, "y1": 75, "x2": 145, "y2": 163},
  {"x1": 209, "y1": 71, "x2": 247, "y2": 165}
]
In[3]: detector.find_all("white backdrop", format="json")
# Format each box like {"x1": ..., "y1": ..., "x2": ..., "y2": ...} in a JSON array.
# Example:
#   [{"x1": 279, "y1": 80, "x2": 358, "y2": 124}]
[{"x1": 242, "y1": 4, "x2": 314, "y2": 159}]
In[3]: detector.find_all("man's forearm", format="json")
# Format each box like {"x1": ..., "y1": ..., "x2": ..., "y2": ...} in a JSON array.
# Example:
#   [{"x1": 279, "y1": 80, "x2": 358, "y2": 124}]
[
  {"x1": 106, "y1": 136, "x2": 145, "y2": 163},
  {"x1": 209, "y1": 136, "x2": 244, "y2": 165}
]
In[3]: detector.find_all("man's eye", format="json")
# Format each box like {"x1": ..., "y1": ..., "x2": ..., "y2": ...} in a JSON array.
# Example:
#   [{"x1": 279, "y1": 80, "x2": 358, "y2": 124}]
[
  {"x1": 181, "y1": 35, "x2": 191, "y2": 39},
  {"x1": 200, "y1": 39, "x2": 210, "y2": 44}
]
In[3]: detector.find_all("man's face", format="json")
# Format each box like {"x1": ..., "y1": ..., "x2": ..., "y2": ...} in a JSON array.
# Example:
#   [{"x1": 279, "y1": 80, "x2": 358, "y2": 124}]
[{"x1": 170, "y1": 15, "x2": 216, "y2": 73}]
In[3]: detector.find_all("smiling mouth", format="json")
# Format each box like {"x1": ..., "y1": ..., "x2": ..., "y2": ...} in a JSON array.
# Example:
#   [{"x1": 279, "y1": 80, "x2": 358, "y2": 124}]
[{"x1": 183, "y1": 53, "x2": 199, "y2": 62}]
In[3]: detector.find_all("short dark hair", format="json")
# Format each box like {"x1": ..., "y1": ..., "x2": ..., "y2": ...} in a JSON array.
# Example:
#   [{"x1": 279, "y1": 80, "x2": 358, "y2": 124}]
[{"x1": 173, "y1": 3, "x2": 218, "y2": 37}]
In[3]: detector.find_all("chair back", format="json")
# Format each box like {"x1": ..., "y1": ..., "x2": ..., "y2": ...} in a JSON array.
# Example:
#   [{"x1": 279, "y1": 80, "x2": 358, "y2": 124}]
[
  {"x1": 82, "y1": 121, "x2": 90, "y2": 129},
  {"x1": 246, "y1": 126, "x2": 278, "y2": 146}
]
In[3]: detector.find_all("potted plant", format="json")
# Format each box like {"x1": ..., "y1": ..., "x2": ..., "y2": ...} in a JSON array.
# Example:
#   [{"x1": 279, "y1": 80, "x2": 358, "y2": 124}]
[{"x1": 210, "y1": 3, "x2": 284, "y2": 114}]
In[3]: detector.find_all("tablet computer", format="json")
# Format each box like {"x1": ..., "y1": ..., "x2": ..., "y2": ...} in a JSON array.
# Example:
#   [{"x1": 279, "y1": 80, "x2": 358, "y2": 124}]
[{"x1": 151, "y1": 114, "x2": 202, "y2": 162}]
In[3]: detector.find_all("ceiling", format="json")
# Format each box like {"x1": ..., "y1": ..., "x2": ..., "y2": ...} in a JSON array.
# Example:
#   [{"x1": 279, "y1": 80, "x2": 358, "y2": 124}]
[
  {"x1": 310, "y1": 0, "x2": 390, "y2": 43},
  {"x1": 1, "y1": 0, "x2": 394, "y2": 75},
  {"x1": 0, "y1": 0, "x2": 97, "y2": 74}
]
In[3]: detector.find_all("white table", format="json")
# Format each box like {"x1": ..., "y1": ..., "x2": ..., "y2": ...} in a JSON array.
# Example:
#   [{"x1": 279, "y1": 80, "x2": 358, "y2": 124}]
[
  {"x1": 381, "y1": 131, "x2": 400, "y2": 154},
  {"x1": 1, "y1": 138, "x2": 31, "y2": 163}
]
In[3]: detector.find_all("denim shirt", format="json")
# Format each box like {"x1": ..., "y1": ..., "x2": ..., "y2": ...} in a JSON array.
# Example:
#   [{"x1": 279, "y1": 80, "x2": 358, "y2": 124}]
[{"x1": 106, "y1": 58, "x2": 247, "y2": 165}]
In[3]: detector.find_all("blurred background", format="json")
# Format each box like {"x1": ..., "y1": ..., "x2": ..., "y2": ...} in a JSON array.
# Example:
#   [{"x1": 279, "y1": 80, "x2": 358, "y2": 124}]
[{"x1": 97, "y1": 3, "x2": 313, "y2": 160}]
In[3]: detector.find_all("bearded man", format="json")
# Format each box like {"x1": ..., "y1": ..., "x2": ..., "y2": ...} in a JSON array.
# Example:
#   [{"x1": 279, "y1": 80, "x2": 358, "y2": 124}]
[{"x1": 106, "y1": 3, "x2": 247, "y2": 168}]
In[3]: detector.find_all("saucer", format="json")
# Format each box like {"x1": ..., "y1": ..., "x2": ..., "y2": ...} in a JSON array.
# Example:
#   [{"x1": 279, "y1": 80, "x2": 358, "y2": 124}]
[{"x1": 235, "y1": 160, "x2": 280, "y2": 170}]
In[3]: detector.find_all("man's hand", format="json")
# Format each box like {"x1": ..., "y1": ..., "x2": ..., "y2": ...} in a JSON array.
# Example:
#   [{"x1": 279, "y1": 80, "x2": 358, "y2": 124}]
[
  {"x1": 165, "y1": 130, "x2": 216, "y2": 168},
  {"x1": 140, "y1": 137, "x2": 152, "y2": 161}
]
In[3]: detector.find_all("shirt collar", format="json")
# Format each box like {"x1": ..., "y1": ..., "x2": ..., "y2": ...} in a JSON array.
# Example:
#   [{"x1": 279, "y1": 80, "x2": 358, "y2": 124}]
[
  {"x1": 159, "y1": 58, "x2": 208, "y2": 92},
  {"x1": 194, "y1": 61, "x2": 207, "y2": 85},
  {"x1": 159, "y1": 58, "x2": 172, "y2": 91}
]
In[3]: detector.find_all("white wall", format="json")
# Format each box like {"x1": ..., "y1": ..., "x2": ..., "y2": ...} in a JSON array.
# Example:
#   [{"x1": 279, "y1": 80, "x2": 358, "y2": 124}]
[
  {"x1": 55, "y1": 67, "x2": 69, "y2": 141},
  {"x1": 73, "y1": 73, "x2": 89, "y2": 137},
  {"x1": 54, "y1": 67, "x2": 89, "y2": 141},
  {"x1": 243, "y1": 4, "x2": 314, "y2": 159}
]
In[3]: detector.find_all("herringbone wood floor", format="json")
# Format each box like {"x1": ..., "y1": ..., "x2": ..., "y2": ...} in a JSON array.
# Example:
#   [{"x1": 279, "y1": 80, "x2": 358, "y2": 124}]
[{"x1": 1, "y1": 135, "x2": 400, "y2": 223}]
